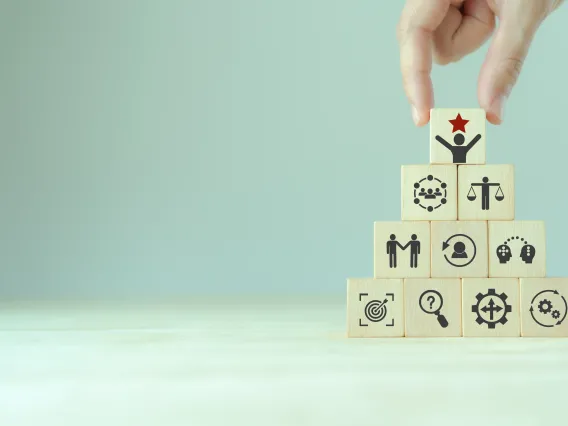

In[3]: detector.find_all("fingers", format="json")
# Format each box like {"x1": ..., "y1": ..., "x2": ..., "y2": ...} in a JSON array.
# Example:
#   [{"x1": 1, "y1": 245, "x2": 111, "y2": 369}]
[
  {"x1": 433, "y1": 0, "x2": 495, "y2": 65},
  {"x1": 398, "y1": 0, "x2": 451, "y2": 126},
  {"x1": 549, "y1": 0, "x2": 565, "y2": 12},
  {"x1": 477, "y1": 1, "x2": 550, "y2": 124}
]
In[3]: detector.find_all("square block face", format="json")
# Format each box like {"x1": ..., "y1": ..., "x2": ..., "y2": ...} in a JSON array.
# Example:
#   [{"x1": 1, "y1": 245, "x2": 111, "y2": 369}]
[
  {"x1": 520, "y1": 278, "x2": 568, "y2": 337},
  {"x1": 374, "y1": 222, "x2": 431, "y2": 278},
  {"x1": 401, "y1": 165, "x2": 457, "y2": 221},
  {"x1": 462, "y1": 278, "x2": 520, "y2": 337},
  {"x1": 431, "y1": 221, "x2": 488, "y2": 278},
  {"x1": 458, "y1": 165, "x2": 515, "y2": 221},
  {"x1": 489, "y1": 221, "x2": 546, "y2": 278},
  {"x1": 347, "y1": 279, "x2": 404, "y2": 337},
  {"x1": 404, "y1": 279, "x2": 462, "y2": 337},
  {"x1": 430, "y1": 108, "x2": 486, "y2": 165}
]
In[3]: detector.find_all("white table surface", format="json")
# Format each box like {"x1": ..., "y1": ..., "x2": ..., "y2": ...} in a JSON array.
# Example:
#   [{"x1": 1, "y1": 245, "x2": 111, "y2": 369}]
[{"x1": 0, "y1": 299, "x2": 566, "y2": 426}]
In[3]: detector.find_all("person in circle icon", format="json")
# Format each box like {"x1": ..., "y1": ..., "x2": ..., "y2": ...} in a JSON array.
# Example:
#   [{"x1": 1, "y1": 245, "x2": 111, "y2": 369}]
[{"x1": 451, "y1": 241, "x2": 468, "y2": 259}]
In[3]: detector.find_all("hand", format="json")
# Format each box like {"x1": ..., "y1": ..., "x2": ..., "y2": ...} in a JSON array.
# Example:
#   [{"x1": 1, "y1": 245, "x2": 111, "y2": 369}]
[{"x1": 397, "y1": 0, "x2": 564, "y2": 126}]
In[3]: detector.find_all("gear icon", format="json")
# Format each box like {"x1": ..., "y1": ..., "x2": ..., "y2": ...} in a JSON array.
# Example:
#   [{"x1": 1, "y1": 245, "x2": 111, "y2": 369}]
[
  {"x1": 472, "y1": 288, "x2": 512, "y2": 329},
  {"x1": 538, "y1": 299, "x2": 553, "y2": 314},
  {"x1": 530, "y1": 290, "x2": 568, "y2": 328}
]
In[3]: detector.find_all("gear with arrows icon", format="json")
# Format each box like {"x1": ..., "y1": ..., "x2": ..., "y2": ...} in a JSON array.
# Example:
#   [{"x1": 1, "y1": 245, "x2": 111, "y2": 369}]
[
  {"x1": 530, "y1": 290, "x2": 567, "y2": 328},
  {"x1": 472, "y1": 289, "x2": 512, "y2": 329}
]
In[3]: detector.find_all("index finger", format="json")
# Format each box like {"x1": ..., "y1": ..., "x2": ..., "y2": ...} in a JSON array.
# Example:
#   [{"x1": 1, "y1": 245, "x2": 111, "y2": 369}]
[{"x1": 398, "y1": 0, "x2": 452, "y2": 125}]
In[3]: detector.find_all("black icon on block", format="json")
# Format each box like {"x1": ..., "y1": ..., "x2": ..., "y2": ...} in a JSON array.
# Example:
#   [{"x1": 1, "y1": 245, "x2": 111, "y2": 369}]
[
  {"x1": 435, "y1": 113, "x2": 481, "y2": 163},
  {"x1": 496, "y1": 236, "x2": 536, "y2": 264},
  {"x1": 530, "y1": 290, "x2": 568, "y2": 328},
  {"x1": 386, "y1": 234, "x2": 421, "y2": 269},
  {"x1": 419, "y1": 290, "x2": 449, "y2": 328},
  {"x1": 472, "y1": 289, "x2": 512, "y2": 329},
  {"x1": 413, "y1": 175, "x2": 447, "y2": 212},
  {"x1": 442, "y1": 234, "x2": 477, "y2": 267},
  {"x1": 467, "y1": 177, "x2": 504, "y2": 210},
  {"x1": 436, "y1": 133, "x2": 482, "y2": 164},
  {"x1": 358, "y1": 292, "x2": 395, "y2": 327}
]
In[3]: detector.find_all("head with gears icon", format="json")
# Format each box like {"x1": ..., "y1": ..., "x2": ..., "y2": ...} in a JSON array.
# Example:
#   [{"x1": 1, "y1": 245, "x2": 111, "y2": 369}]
[{"x1": 496, "y1": 236, "x2": 535, "y2": 265}]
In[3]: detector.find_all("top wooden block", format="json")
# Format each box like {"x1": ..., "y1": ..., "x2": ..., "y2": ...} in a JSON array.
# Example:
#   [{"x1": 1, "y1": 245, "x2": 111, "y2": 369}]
[{"x1": 430, "y1": 108, "x2": 486, "y2": 165}]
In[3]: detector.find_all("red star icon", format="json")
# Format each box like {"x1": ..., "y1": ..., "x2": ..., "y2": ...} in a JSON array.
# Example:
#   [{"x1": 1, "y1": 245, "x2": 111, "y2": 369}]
[{"x1": 449, "y1": 113, "x2": 469, "y2": 133}]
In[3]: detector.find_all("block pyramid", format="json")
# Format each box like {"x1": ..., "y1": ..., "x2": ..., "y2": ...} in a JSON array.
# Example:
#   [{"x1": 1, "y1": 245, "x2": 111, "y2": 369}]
[{"x1": 347, "y1": 108, "x2": 567, "y2": 338}]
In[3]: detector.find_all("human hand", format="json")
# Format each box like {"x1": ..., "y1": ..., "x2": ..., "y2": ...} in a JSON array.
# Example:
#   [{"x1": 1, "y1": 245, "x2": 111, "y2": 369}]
[{"x1": 397, "y1": 0, "x2": 564, "y2": 126}]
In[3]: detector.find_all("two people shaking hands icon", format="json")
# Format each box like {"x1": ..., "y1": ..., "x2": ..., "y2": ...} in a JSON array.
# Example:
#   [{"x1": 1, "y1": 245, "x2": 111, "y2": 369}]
[{"x1": 387, "y1": 234, "x2": 421, "y2": 269}]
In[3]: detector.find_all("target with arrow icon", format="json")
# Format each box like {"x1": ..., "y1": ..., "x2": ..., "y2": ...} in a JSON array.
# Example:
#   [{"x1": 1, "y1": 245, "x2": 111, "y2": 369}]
[{"x1": 358, "y1": 292, "x2": 395, "y2": 327}]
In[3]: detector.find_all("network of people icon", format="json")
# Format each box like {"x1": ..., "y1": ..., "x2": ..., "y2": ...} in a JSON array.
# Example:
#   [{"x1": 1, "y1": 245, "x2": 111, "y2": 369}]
[{"x1": 413, "y1": 175, "x2": 447, "y2": 212}]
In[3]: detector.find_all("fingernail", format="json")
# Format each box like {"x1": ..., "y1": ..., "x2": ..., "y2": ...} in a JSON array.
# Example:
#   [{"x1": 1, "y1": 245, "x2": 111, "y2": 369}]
[
  {"x1": 411, "y1": 105, "x2": 421, "y2": 125},
  {"x1": 491, "y1": 95, "x2": 507, "y2": 123}
]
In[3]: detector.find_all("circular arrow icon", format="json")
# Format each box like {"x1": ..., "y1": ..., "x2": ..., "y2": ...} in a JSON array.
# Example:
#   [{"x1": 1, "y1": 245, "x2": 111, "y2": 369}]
[
  {"x1": 442, "y1": 234, "x2": 477, "y2": 268},
  {"x1": 530, "y1": 289, "x2": 568, "y2": 328}
]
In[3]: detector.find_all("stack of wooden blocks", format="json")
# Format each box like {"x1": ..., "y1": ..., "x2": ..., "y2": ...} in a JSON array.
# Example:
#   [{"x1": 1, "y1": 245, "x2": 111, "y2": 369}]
[{"x1": 347, "y1": 108, "x2": 567, "y2": 338}]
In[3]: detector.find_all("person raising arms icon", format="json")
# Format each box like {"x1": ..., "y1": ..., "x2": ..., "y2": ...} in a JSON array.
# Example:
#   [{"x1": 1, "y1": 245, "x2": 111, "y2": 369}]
[{"x1": 435, "y1": 133, "x2": 481, "y2": 164}]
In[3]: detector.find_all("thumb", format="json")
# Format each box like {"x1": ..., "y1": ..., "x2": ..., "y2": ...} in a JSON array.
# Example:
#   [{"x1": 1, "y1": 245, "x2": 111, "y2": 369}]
[{"x1": 477, "y1": 5, "x2": 548, "y2": 124}]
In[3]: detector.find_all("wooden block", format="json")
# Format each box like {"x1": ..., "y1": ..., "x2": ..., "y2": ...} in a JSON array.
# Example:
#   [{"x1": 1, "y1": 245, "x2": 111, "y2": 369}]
[
  {"x1": 401, "y1": 165, "x2": 457, "y2": 221},
  {"x1": 458, "y1": 165, "x2": 515, "y2": 221},
  {"x1": 488, "y1": 221, "x2": 546, "y2": 277},
  {"x1": 462, "y1": 278, "x2": 520, "y2": 337},
  {"x1": 347, "y1": 278, "x2": 404, "y2": 337},
  {"x1": 404, "y1": 279, "x2": 462, "y2": 337},
  {"x1": 430, "y1": 108, "x2": 486, "y2": 165},
  {"x1": 374, "y1": 222, "x2": 430, "y2": 278},
  {"x1": 431, "y1": 221, "x2": 488, "y2": 278},
  {"x1": 520, "y1": 278, "x2": 568, "y2": 337}
]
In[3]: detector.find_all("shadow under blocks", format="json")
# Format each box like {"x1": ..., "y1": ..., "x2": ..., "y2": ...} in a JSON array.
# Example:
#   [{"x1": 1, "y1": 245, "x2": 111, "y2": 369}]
[{"x1": 347, "y1": 108, "x2": 558, "y2": 338}]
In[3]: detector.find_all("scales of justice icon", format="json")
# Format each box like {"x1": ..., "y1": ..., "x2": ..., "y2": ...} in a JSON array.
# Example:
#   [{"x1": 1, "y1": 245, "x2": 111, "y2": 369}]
[{"x1": 466, "y1": 177, "x2": 504, "y2": 211}]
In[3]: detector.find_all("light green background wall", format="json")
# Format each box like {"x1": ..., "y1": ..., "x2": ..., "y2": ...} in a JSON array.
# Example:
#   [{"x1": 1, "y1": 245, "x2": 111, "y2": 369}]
[{"x1": 1, "y1": 1, "x2": 566, "y2": 299}]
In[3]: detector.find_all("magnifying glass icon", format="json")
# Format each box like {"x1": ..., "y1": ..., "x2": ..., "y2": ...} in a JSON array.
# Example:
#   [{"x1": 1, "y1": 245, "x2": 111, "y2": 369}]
[{"x1": 419, "y1": 290, "x2": 449, "y2": 328}]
